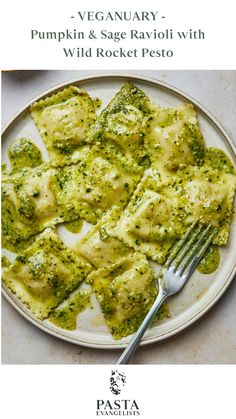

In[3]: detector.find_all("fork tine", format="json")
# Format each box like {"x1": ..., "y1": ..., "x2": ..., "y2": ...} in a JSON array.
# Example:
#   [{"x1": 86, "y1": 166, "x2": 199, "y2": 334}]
[
  {"x1": 180, "y1": 226, "x2": 216, "y2": 278},
  {"x1": 177, "y1": 224, "x2": 212, "y2": 274},
  {"x1": 173, "y1": 224, "x2": 204, "y2": 271},
  {"x1": 116, "y1": 222, "x2": 217, "y2": 365},
  {"x1": 165, "y1": 221, "x2": 198, "y2": 268}
]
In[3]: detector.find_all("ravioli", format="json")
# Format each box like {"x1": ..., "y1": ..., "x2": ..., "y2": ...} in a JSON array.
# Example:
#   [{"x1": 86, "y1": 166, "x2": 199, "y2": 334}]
[
  {"x1": 111, "y1": 168, "x2": 179, "y2": 263},
  {"x1": 177, "y1": 148, "x2": 236, "y2": 245},
  {"x1": 88, "y1": 82, "x2": 152, "y2": 164},
  {"x1": 112, "y1": 148, "x2": 236, "y2": 262},
  {"x1": 87, "y1": 253, "x2": 161, "y2": 339},
  {"x1": 2, "y1": 141, "x2": 142, "y2": 249},
  {"x1": 1, "y1": 164, "x2": 62, "y2": 251},
  {"x1": 30, "y1": 86, "x2": 98, "y2": 166},
  {"x1": 56, "y1": 145, "x2": 142, "y2": 224},
  {"x1": 145, "y1": 103, "x2": 205, "y2": 170},
  {"x1": 73, "y1": 207, "x2": 132, "y2": 268},
  {"x1": 2, "y1": 228, "x2": 92, "y2": 319}
]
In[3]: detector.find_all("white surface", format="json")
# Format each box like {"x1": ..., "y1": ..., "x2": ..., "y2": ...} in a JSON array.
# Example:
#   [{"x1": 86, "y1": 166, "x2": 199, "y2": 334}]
[{"x1": 1, "y1": 70, "x2": 236, "y2": 364}]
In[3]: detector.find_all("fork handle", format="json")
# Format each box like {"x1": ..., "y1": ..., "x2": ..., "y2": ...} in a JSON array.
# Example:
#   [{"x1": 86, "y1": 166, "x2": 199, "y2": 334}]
[{"x1": 116, "y1": 289, "x2": 167, "y2": 365}]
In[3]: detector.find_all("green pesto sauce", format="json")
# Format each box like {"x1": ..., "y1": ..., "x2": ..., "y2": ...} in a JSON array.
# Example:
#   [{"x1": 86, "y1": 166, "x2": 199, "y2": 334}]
[
  {"x1": 197, "y1": 245, "x2": 220, "y2": 275},
  {"x1": 49, "y1": 290, "x2": 91, "y2": 330},
  {"x1": 64, "y1": 219, "x2": 83, "y2": 234},
  {"x1": 204, "y1": 148, "x2": 234, "y2": 173},
  {"x1": 1, "y1": 255, "x2": 11, "y2": 267},
  {"x1": 2, "y1": 235, "x2": 36, "y2": 254},
  {"x1": 93, "y1": 97, "x2": 102, "y2": 110},
  {"x1": 8, "y1": 138, "x2": 43, "y2": 172}
]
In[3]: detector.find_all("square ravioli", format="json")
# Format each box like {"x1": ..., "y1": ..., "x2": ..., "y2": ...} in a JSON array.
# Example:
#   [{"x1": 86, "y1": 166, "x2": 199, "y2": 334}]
[
  {"x1": 112, "y1": 148, "x2": 236, "y2": 262},
  {"x1": 87, "y1": 253, "x2": 161, "y2": 339},
  {"x1": 89, "y1": 82, "x2": 152, "y2": 164},
  {"x1": 178, "y1": 148, "x2": 236, "y2": 245},
  {"x1": 73, "y1": 207, "x2": 132, "y2": 268},
  {"x1": 2, "y1": 228, "x2": 92, "y2": 319},
  {"x1": 145, "y1": 103, "x2": 205, "y2": 170},
  {"x1": 111, "y1": 168, "x2": 180, "y2": 263},
  {"x1": 56, "y1": 145, "x2": 143, "y2": 224},
  {"x1": 1, "y1": 164, "x2": 63, "y2": 251},
  {"x1": 30, "y1": 86, "x2": 98, "y2": 166}
]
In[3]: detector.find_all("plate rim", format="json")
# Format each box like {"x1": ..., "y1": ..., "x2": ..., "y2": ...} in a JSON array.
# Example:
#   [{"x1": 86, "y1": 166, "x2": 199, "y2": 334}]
[{"x1": 2, "y1": 72, "x2": 236, "y2": 349}]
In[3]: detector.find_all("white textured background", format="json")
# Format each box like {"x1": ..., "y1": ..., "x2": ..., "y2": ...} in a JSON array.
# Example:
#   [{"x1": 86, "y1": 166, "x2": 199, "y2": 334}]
[{"x1": 1, "y1": 70, "x2": 236, "y2": 364}]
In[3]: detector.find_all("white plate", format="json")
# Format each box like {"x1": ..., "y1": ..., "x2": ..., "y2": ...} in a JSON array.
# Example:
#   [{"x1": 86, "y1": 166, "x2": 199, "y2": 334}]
[{"x1": 2, "y1": 73, "x2": 236, "y2": 349}]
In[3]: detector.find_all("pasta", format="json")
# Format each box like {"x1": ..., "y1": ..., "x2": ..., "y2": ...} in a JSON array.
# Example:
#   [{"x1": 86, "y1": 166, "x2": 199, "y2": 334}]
[
  {"x1": 2, "y1": 228, "x2": 92, "y2": 319},
  {"x1": 87, "y1": 253, "x2": 158, "y2": 339},
  {"x1": 73, "y1": 207, "x2": 132, "y2": 268},
  {"x1": 88, "y1": 82, "x2": 153, "y2": 164},
  {"x1": 112, "y1": 148, "x2": 236, "y2": 263},
  {"x1": 31, "y1": 86, "x2": 99, "y2": 166}
]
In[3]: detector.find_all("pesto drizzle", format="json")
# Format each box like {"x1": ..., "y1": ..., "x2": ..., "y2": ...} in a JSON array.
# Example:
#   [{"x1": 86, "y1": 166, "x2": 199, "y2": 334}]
[
  {"x1": 8, "y1": 138, "x2": 43, "y2": 173},
  {"x1": 64, "y1": 219, "x2": 83, "y2": 234},
  {"x1": 197, "y1": 245, "x2": 220, "y2": 274}
]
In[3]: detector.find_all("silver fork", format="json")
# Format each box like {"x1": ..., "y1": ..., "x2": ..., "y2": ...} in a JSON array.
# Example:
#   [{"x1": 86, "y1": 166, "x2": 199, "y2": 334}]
[{"x1": 116, "y1": 222, "x2": 216, "y2": 364}]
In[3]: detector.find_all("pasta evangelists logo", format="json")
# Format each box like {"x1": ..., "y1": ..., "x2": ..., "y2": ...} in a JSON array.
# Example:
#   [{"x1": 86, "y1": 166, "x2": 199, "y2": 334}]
[
  {"x1": 96, "y1": 370, "x2": 140, "y2": 416},
  {"x1": 110, "y1": 370, "x2": 126, "y2": 395}
]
